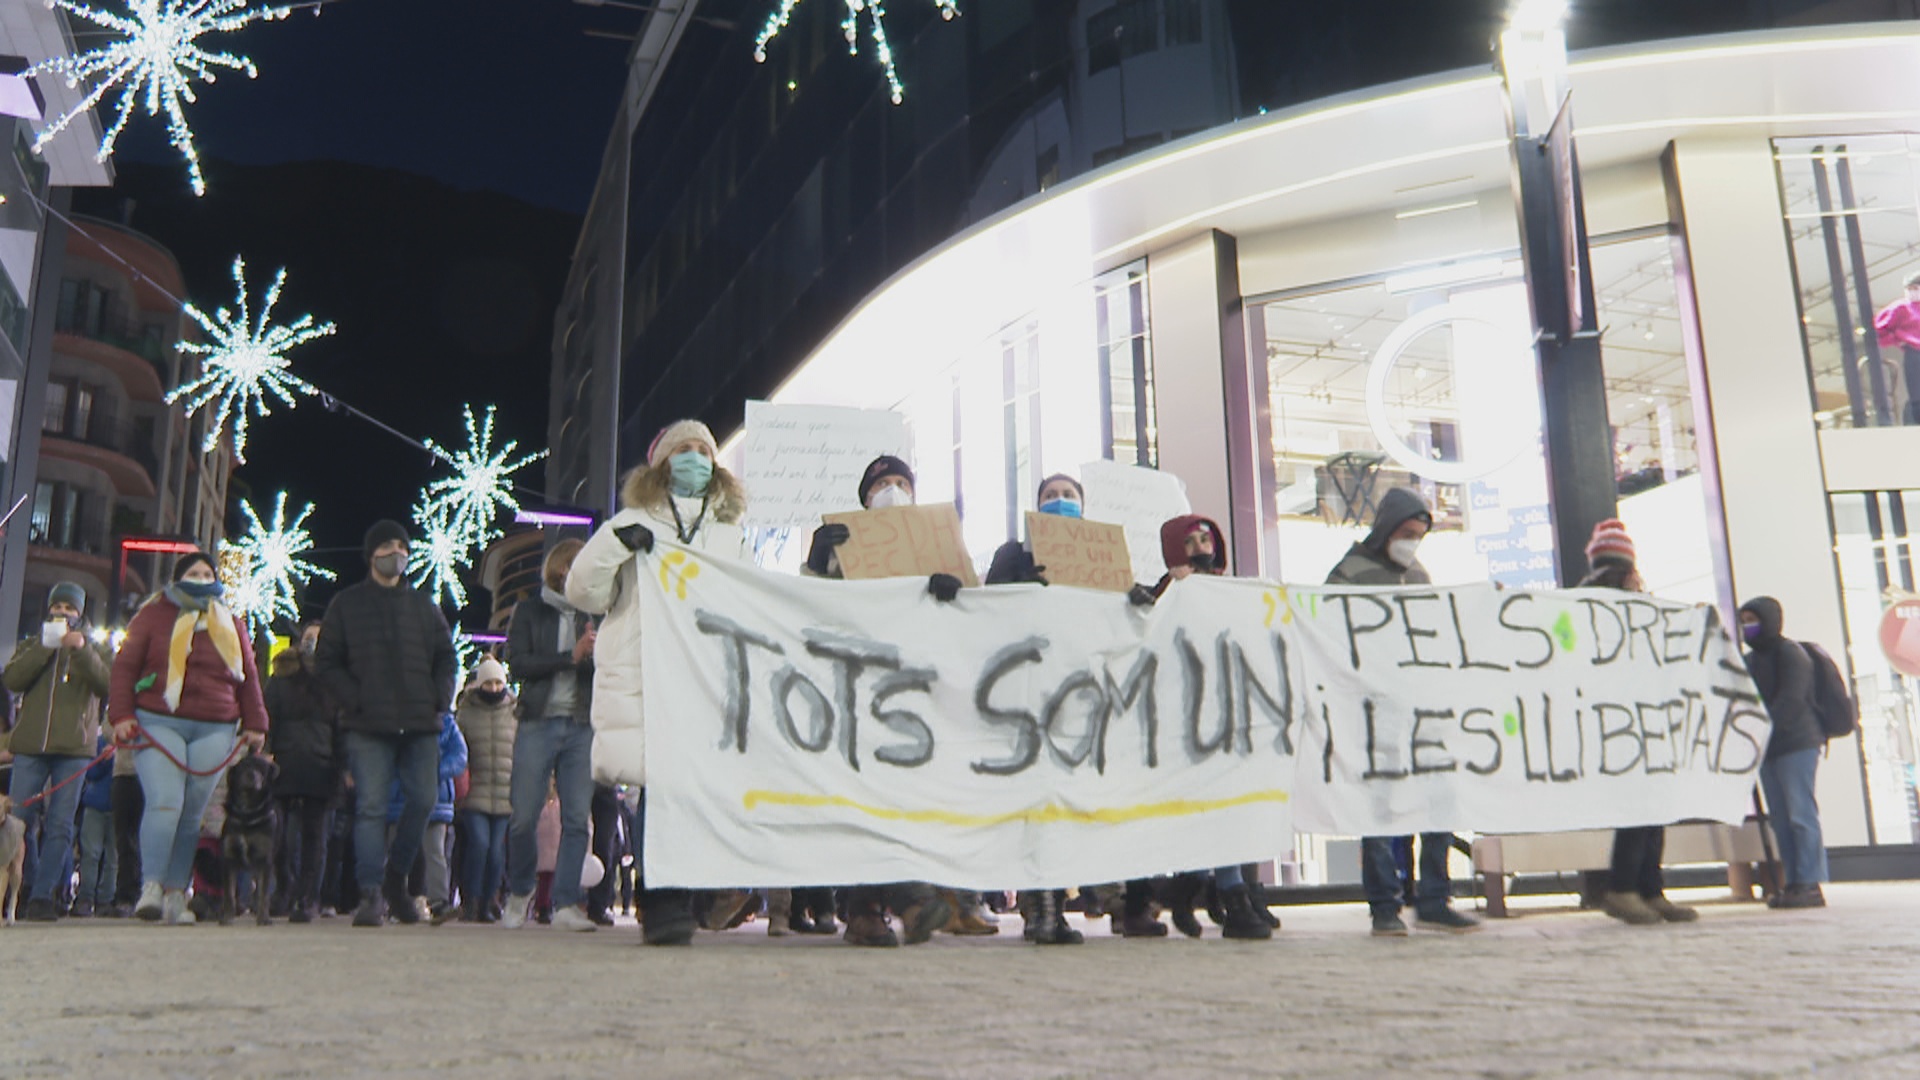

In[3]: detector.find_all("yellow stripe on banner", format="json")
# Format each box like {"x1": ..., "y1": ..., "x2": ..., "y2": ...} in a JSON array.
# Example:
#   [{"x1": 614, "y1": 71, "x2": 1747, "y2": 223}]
[{"x1": 741, "y1": 788, "x2": 1289, "y2": 827}]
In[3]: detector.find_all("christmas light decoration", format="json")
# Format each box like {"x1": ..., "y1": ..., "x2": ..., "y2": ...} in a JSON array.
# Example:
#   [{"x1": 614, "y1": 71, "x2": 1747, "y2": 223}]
[
  {"x1": 29, "y1": 0, "x2": 296, "y2": 196},
  {"x1": 419, "y1": 404, "x2": 544, "y2": 558},
  {"x1": 224, "y1": 491, "x2": 333, "y2": 632},
  {"x1": 754, "y1": 0, "x2": 959, "y2": 105},
  {"x1": 169, "y1": 255, "x2": 336, "y2": 463},
  {"x1": 408, "y1": 495, "x2": 472, "y2": 609}
]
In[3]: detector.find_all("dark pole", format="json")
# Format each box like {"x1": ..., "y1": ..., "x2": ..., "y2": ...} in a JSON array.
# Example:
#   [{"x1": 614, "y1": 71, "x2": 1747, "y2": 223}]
[{"x1": 1499, "y1": 19, "x2": 1617, "y2": 586}]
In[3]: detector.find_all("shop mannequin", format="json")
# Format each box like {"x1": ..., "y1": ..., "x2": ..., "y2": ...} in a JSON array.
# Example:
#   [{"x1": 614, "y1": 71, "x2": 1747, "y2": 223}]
[{"x1": 1872, "y1": 270, "x2": 1920, "y2": 425}]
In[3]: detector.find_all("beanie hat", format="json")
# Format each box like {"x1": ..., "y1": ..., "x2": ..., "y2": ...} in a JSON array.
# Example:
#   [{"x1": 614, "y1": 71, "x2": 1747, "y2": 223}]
[
  {"x1": 859, "y1": 455, "x2": 915, "y2": 507},
  {"x1": 172, "y1": 551, "x2": 216, "y2": 583},
  {"x1": 472, "y1": 656, "x2": 509, "y2": 686},
  {"x1": 1036, "y1": 473, "x2": 1084, "y2": 504},
  {"x1": 648, "y1": 419, "x2": 719, "y2": 470},
  {"x1": 1585, "y1": 518, "x2": 1636, "y2": 568},
  {"x1": 48, "y1": 581, "x2": 86, "y2": 613},
  {"x1": 363, "y1": 519, "x2": 411, "y2": 563}
]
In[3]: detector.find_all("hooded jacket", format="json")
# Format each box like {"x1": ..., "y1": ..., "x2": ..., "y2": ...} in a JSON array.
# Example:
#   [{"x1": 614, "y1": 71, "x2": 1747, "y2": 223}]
[
  {"x1": 2, "y1": 629, "x2": 112, "y2": 757},
  {"x1": 566, "y1": 467, "x2": 747, "y2": 787},
  {"x1": 1152, "y1": 514, "x2": 1228, "y2": 597},
  {"x1": 263, "y1": 648, "x2": 344, "y2": 801},
  {"x1": 313, "y1": 576, "x2": 456, "y2": 736},
  {"x1": 1326, "y1": 488, "x2": 1434, "y2": 586},
  {"x1": 454, "y1": 685, "x2": 518, "y2": 816},
  {"x1": 1739, "y1": 597, "x2": 1824, "y2": 761}
]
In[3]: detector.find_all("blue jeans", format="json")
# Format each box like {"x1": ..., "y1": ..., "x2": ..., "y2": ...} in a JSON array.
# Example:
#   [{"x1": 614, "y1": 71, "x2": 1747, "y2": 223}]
[
  {"x1": 1363, "y1": 833, "x2": 1455, "y2": 916},
  {"x1": 345, "y1": 731, "x2": 438, "y2": 892},
  {"x1": 132, "y1": 711, "x2": 236, "y2": 891},
  {"x1": 7, "y1": 753, "x2": 89, "y2": 901},
  {"x1": 78, "y1": 807, "x2": 116, "y2": 906},
  {"x1": 461, "y1": 810, "x2": 509, "y2": 912},
  {"x1": 1761, "y1": 747, "x2": 1829, "y2": 887},
  {"x1": 506, "y1": 716, "x2": 593, "y2": 908}
]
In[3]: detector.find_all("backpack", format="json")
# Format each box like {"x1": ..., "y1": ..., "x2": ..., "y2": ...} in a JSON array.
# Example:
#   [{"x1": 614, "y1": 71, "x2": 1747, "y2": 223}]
[{"x1": 1799, "y1": 641, "x2": 1858, "y2": 739}]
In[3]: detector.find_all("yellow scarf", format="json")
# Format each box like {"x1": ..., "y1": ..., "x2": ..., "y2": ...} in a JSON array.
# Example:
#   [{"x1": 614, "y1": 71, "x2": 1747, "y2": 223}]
[{"x1": 164, "y1": 597, "x2": 244, "y2": 711}]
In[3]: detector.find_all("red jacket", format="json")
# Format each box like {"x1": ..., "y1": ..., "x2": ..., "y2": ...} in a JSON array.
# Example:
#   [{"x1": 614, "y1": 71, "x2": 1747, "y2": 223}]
[{"x1": 109, "y1": 594, "x2": 269, "y2": 732}]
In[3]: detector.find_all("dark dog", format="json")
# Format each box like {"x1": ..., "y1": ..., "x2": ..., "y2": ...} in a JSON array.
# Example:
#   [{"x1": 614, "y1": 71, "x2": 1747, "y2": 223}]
[{"x1": 220, "y1": 751, "x2": 279, "y2": 926}]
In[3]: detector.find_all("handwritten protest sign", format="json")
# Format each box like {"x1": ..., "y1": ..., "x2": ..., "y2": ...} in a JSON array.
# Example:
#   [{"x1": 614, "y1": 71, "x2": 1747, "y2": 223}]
[
  {"x1": 1080, "y1": 460, "x2": 1192, "y2": 585},
  {"x1": 1026, "y1": 512, "x2": 1133, "y2": 592},
  {"x1": 741, "y1": 402, "x2": 911, "y2": 529},
  {"x1": 822, "y1": 503, "x2": 980, "y2": 588},
  {"x1": 629, "y1": 540, "x2": 1767, "y2": 889}
]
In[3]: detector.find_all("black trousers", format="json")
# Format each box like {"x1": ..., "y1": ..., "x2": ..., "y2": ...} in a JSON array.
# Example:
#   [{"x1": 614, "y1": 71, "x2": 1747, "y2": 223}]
[
  {"x1": 110, "y1": 774, "x2": 143, "y2": 905},
  {"x1": 585, "y1": 783, "x2": 619, "y2": 917},
  {"x1": 1610, "y1": 825, "x2": 1666, "y2": 898},
  {"x1": 278, "y1": 796, "x2": 332, "y2": 910}
]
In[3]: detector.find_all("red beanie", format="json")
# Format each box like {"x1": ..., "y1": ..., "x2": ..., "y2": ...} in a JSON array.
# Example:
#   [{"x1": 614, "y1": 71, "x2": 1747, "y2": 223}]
[{"x1": 1584, "y1": 518, "x2": 1636, "y2": 568}]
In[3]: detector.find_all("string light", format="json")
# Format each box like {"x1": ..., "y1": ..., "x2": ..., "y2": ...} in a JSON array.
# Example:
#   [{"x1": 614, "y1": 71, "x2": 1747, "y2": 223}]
[
  {"x1": 169, "y1": 255, "x2": 336, "y2": 463},
  {"x1": 754, "y1": 0, "x2": 959, "y2": 105},
  {"x1": 28, "y1": 0, "x2": 296, "y2": 196},
  {"x1": 222, "y1": 491, "x2": 333, "y2": 633}
]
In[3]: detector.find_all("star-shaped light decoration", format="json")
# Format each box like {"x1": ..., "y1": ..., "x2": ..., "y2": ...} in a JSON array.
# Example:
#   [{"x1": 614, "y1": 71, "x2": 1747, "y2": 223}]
[
  {"x1": 29, "y1": 0, "x2": 297, "y2": 195},
  {"x1": 754, "y1": 0, "x2": 959, "y2": 105},
  {"x1": 225, "y1": 491, "x2": 333, "y2": 633},
  {"x1": 169, "y1": 255, "x2": 336, "y2": 463},
  {"x1": 418, "y1": 404, "x2": 545, "y2": 559},
  {"x1": 408, "y1": 495, "x2": 472, "y2": 609}
]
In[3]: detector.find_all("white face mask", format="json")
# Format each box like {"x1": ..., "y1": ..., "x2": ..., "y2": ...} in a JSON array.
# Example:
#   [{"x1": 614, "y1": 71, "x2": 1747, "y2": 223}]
[
  {"x1": 1387, "y1": 538, "x2": 1422, "y2": 569},
  {"x1": 867, "y1": 485, "x2": 912, "y2": 510}
]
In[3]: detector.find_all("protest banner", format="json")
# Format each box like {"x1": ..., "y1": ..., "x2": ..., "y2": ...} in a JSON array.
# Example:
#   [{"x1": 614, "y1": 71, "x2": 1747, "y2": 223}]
[
  {"x1": 740, "y1": 402, "x2": 911, "y2": 529},
  {"x1": 1080, "y1": 460, "x2": 1192, "y2": 585},
  {"x1": 822, "y1": 503, "x2": 980, "y2": 588},
  {"x1": 634, "y1": 541, "x2": 1766, "y2": 888},
  {"x1": 1025, "y1": 511, "x2": 1133, "y2": 592}
]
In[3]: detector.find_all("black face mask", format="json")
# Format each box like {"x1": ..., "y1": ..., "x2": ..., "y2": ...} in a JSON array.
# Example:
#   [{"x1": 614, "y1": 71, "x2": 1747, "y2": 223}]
[
  {"x1": 475, "y1": 689, "x2": 507, "y2": 705},
  {"x1": 1189, "y1": 552, "x2": 1216, "y2": 573}
]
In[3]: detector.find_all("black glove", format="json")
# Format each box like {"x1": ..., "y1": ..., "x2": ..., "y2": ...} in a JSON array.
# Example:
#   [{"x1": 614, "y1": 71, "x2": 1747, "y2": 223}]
[
  {"x1": 613, "y1": 523, "x2": 654, "y2": 553},
  {"x1": 806, "y1": 523, "x2": 851, "y2": 575},
  {"x1": 1128, "y1": 584, "x2": 1157, "y2": 608},
  {"x1": 1028, "y1": 565, "x2": 1050, "y2": 586},
  {"x1": 928, "y1": 573, "x2": 962, "y2": 602}
]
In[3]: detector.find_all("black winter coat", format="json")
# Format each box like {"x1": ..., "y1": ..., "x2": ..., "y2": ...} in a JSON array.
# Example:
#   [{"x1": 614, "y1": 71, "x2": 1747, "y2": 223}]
[
  {"x1": 1739, "y1": 597, "x2": 1825, "y2": 761},
  {"x1": 314, "y1": 577, "x2": 455, "y2": 735},
  {"x1": 508, "y1": 592, "x2": 593, "y2": 723},
  {"x1": 263, "y1": 651, "x2": 343, "y2": 800}
]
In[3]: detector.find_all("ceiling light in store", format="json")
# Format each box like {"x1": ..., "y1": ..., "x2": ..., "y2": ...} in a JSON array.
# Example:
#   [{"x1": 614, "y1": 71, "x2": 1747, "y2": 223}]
[
  {"x1": 1394, "y1": 200, "x2": 1478, "y2": 220},
  {"x1": 1383, "y1": 257, "x2": 1517, "y2": 295}
]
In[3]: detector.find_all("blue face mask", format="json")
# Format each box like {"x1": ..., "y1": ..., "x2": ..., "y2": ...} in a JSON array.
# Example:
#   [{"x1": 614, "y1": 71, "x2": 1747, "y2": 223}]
[
  {"x1": 669, "y1": 451, "x2": 713, "y2": 497},
  {"x1": 1038, "y1": 497, "x2": 1082, "y2": 519},
  {"x1": 177, "y1": 580, "x2": 224, "y2": 601}
]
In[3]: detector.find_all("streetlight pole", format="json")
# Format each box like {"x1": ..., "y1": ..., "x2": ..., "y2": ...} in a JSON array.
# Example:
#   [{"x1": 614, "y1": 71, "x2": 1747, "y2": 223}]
[{"x1": 1498, "y1": 0, "x2": 1616, "y2": 586}]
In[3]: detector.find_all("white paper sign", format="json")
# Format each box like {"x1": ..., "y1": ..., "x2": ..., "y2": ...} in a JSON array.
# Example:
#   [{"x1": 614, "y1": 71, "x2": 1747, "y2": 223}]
[
  {"x1": 741, "y1": 402, "x2": 911, "y2": 529},
  {"x1": 1079, "y1": 459, "x2": 1192, "y2": 586}
]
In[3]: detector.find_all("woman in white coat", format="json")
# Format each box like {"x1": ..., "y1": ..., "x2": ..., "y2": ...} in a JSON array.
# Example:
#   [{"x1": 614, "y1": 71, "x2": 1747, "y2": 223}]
[{"x1": 565, "y1": 419, "x2": 746, "y2": 945}]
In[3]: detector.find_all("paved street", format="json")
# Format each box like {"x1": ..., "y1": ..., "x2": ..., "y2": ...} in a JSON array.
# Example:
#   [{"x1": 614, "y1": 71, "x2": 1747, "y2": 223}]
[{"x1": 2, "y1": 882, "x2": 1916, "y2": 1078}]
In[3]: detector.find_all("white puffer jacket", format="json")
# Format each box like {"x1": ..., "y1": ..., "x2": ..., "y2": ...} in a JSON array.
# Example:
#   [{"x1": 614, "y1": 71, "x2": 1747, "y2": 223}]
[{"x1": 565, "y1": 496, "x2": 745, "y2": 787}]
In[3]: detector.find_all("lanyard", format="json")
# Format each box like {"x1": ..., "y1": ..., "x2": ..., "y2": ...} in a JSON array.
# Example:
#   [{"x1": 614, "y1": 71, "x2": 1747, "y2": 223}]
[{"x1": 666, "y1": 493, "x2": 710, "y2": 545}]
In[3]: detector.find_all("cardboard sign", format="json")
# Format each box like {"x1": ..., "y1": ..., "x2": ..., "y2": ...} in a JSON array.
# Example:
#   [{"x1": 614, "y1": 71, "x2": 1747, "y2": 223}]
[
  {"x1": 1025, "y1": 512, "x2": 1133, "y2": 592},
  {"x1": 1079, "y1": 460, "x2": 1192, "y2": 586},
  {"x1": 741, "y1": 402, "x2": 911, "y2": 529},
  {"x1": 822, "y1": 504, "x2": 980, "y2": 587}
]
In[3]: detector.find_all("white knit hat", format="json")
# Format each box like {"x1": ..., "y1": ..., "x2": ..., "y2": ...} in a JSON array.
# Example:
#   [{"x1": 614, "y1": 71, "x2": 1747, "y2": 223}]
[
  {"x1": 472, "y1": 656, "x2": 508, "y2": 685},
  {"x1": 647, "y1": 419, "x2": 718, "y2": 469}
]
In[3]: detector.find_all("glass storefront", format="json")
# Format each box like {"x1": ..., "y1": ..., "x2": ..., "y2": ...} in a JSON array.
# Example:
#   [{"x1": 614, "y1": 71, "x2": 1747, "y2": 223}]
[{"x1": 1830, "y1": 490, "x2": 1920, "y2": 846}]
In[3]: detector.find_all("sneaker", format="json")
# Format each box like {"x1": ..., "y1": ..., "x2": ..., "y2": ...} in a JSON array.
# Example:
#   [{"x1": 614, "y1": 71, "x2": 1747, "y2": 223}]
[
  {"x1": 1644, "y1": 895, "x2": 1699, "y2": 922},
  {"x1": 899, "y1": 894, "x2": 953, "y2": 946},
  {"x1": 1779, "y1": 884, "x2": 1827, "y2": 909},
  {"x1": 23, "y1": 898, "x2": 58, "y2": 922},
  {"x1": 1601, "y1": 891, "x2": 1661, "y2": 926},
  {"x1": 135, "y1": 882, "x2": 164, "y2": 923},
  {"x1": 69, "y1": 898, "x2": 94, "y2": 918},
  {"x1": 843, "y1": 912, "x2": 900, "y2": 947},
  {"x1": 1414, "y1": 907, "x2": 1482, "y2": 934},
  {"x1": 1371, "y1": 910, "x2": 1409, "y2": 937},
  {"x1": 590, "y1": 909, "x2": 616, "y2": 928},
  {"x1": 161, "y1": 890, "x2": 196, "y2": 926},
  {"x1": 499, "y1": 893, "x2": 534, "y2": 930},
  {"x1": 944, "y1": 902, "x2": 1001, "y2": 936},
  {"x1": 551, "y1": 905, "x2": 598, "y2": 932},
  {"x1": 102, "y1": 902, "x2": 133, "y2": 919},
  {"x1": 352, "y1": 889, "x2": 385, "y2": 928},
  {"x1": 289, "y1": 904, "x2": 314, "y2": 925},
  {"x1": 428, "y1": 902, "x2": 458, "y2": 927}
]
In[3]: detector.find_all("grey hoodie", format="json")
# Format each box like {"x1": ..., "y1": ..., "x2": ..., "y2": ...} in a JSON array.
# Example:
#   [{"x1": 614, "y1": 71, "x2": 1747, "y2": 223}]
[{"x1": 1326, "y1": 488, "x2": 1434, "y2": 586}]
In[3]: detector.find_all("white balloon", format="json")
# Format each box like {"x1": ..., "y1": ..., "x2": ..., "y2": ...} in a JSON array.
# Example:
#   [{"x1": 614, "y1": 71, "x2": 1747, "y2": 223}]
[{"x1": 580, "y1": 854, "x2": 605, "y2": 890}]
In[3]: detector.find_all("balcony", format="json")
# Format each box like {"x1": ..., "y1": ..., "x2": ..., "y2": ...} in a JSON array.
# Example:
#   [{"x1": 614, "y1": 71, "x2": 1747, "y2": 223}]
[
  {"x1": 52, "y1": 309, "x2": 170, "y2": 403},
  {"x1": 41, "y1": 415, "x2": 159, "y2": 500}
]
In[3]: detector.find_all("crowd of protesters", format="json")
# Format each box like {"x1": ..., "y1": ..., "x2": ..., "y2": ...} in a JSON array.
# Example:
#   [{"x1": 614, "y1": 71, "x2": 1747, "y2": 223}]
[{"x1": 0, "y1": 418, "x2": 1839, "y2": 941}]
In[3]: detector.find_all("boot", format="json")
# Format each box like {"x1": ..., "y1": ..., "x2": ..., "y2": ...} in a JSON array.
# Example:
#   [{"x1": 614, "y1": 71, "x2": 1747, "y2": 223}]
[
  {"x1": 1220, "y1": 884, "x2": 1273, "y2": 941},
  {"x1": 1029, "y1": 889, "x2": 1083, "y2": 946},
  {"x1": 352, "y1": 887, "x2": 385, "y2": 928},
  {"x1": 939, "y1": 889, "x2": 1000, "y2": 936},
  {"x1": 843, "y1": 911, "x2": 899, "y2": 947},
  {"x1": 1204, "y1": 878, "x2": 1228, "y2": 928},
  {"x1": 1163, "y1": 873, "x2": 1205, "y2": 938},
  {"x1": 1601, "y1": 890, "x2": 1661, "y2": 926},
  {"x1": 1114, "y1": 909, "x2": 1169, "y2": 937},
  {"x1": 1018, "y1": 890, "x2": 1043, "y2": 942},
  {"x1": 1246, "y1": 871, "x2": 1281, "y2": 929},
  {"x1": 641, "y1": 890, "x2": 696, "y2": 946},
  {"x1": 1779, "y1": 884, "x2": 1827, "y2": 909},
  {"x1": 898, "y1": 892, "x2": 953, "y2": 946},
  {"x1": 766, "y1": 889, "x2": 793, "y2": 937},
  {"x1": 384, "y1": 876, "x2": 420, "y2": 925},
  {"x1": 1643, "y1": 894, "x2": 1699, "y2": 922},
  {"x1": 701, "y1": 888, "x2": 752, "y2": 931}
]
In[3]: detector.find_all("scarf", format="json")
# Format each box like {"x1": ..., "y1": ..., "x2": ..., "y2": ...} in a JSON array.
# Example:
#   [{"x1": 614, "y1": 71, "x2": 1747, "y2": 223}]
[{"x1": 160, "y1": 585, "x2": 245, "y2": 711}]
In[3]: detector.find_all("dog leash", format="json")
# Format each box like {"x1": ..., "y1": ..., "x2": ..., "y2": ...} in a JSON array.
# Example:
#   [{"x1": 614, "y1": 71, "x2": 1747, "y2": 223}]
[
  {"x1": 13, "y1": 725, "x2": 251, "y2": 811},
  {"x1": 13, "y1": 742, "x2": 117, "y2": 810}
]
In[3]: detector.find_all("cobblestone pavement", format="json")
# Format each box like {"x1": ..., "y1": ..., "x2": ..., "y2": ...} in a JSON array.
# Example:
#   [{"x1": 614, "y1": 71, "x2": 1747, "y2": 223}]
[{"x1": 2, "y1": 882, "x2": 1915, "y2": 1079}]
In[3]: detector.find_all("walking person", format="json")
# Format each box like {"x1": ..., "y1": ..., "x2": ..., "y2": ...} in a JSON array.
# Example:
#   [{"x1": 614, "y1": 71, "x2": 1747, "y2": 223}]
[
  {"x1": 107, "y1": 743, "x2": 143, "y2": 917},
  {"x1": 503, "y1": 538, "x2": 599, "y2": 932},
  {"x1": 108, "y1": 553, "x2": 269, "y2": 925},
  {"x1": 567, "y1": 419, "x2": 749, "y2": 945},
  {"x1": 1326, "y1": 489, "x2": 1480, "y2": 936},
  {"x1": 3, "y1": 582, "x2": 113, "y2": 922},
  {"x1": 1739, "y1": 596, "x2": 1833, "y2": 909},
  {"x1": 313, "y1": 520, "x2": 456, "y2": 928},
  {"x1": 455, "y1": 656, "x2": 516, "y2": 922},
  {"x1": 404, "y1": 708, "x2": 467, "y2": 924},
  {"x1": 263, "y1": 618, "x2": 344, "y2": 923},
  {"x1": 72, "y1": 732, "x2": 117, "y2": 917}
]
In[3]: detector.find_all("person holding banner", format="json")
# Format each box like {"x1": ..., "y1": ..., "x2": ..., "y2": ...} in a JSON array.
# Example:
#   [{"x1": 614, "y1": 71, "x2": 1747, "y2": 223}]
[
  {"x1": 566, "y1": 419, "x2": 749, "y2": 946},
  {"x1": 1326, "y1": 489, "x2": 1481, "y2": 937},
  {"x1": 1579, "y1": 521, "x2": 1698, "y2": 926}
]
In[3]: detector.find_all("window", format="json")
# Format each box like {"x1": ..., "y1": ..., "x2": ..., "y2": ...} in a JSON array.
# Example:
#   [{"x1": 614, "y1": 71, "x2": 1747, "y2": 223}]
[
  {"x1": 1165, "y1": 0, "x2": 1203, "y2": 46},
  {"x1": 1087, "y1": 0, "x2": 1157, "y2": 75},
  {"x1": 1001, "y1": 322, "x2": 1043, "y2": 538},
  {"x1": 43, "y1": 382, "x2": 68, "y2": 435},
  {"x1": 1095, "y1": 262, "x2": 1156, "y2": 467},
  {"x1": 1830, "y1": 490, "x2": 1920, "y2": 845}
]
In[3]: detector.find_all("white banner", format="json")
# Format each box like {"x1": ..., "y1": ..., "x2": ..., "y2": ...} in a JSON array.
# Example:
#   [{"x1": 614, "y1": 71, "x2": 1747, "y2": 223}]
[
  {"x1": 636, "y1": 543, "x2": 1766, "y2": 888},
  {"x1": 740, "y1": 402, "x2": 911, "y2": 529}
]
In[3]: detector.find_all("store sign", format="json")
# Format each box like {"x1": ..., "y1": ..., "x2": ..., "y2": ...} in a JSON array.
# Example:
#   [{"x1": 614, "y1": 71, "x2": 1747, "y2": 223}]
[{"x1": 634, "y1": 542, "x2": 1766, "y2": 888}]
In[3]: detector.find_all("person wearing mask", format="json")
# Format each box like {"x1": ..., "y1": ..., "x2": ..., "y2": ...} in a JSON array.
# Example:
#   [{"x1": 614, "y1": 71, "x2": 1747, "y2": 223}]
[
  {"x1": 1580, "y1": 520, "x2": 1697, "y2": 925},
  {"x1": 314, "y1": 520, "x2": 456, "y2": 928},
  {"x1": 109, "y1": 553, "x2": 269, "y2": 925},
  {"x1": 1738, "y1": 596, "x2": 1831, "y2": 910},
  {"x1": 456, "y1": 656, "x2": 516, "y2": 923},
  {"x1": 1873, "y1": 270, "x2": 1920, "y2": 424},
  {"x1": 3, "y1": 581, "x2": 113, "y2": 923},
  {"x1": 264, "y1": 618, "x2": 344, "y2": 924},
  {"x1": 72, "y1": 731, "x2": 117, "y2": 917},
  {"x1": 566, "y1": 419, "x2": 748, "y2": 946},
  {"x1": 504, "y1": 538, "x2": 599, "y2": 932},
  {"x1": 1326, "y1": 489, "x2": 1480, "y2": 936},
  {"x1": 402, "y1": 707, "x2": 467, "y2": 924}
]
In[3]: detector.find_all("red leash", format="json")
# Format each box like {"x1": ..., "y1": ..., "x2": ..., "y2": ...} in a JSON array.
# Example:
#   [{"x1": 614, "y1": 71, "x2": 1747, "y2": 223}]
[
  {"x1": 12, "y1": 742, "x2": 116, "y2": 810},
  {"x1": 12, "y1": 725, "x2": 250, "y2": 810}
]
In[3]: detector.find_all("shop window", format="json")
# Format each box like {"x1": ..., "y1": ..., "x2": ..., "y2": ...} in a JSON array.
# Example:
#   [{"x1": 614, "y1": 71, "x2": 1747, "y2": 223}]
[
  {"x1": 1095, "y1": 261, "x2": 1156, "y2": 467},
  {"x1": 1776, "y1": 136, "x2": 1920, "y2": 430},
  {"x1": 1829, "y1": 490, "x2": 1920, "y2": 845},
  {"x1": 1000, "y1": 322, "x2": 1043, "y2": 538}
]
